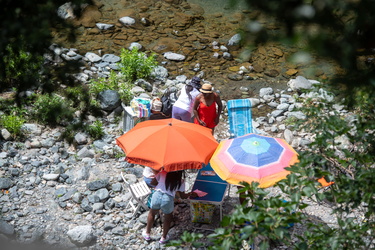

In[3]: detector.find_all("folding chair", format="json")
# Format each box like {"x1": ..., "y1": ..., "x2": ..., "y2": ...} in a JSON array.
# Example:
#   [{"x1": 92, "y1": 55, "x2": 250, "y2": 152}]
[
  {"x1": 226, "y1": 99, "x2": 255, "y2": 197},
  {"x1": 227, "y1": 99, "x2": 255, "y2": 138},
  {"x1": 190, "y1": 164, "x2": 228, "y2": 222},
  {"x1": 121, "y1": 172, "x2": 151, "y2": 216}
]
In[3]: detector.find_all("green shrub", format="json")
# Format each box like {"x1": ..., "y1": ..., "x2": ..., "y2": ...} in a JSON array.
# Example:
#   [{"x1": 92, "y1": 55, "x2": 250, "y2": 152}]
[
  {"x1": 1, "y1": 43, "x2": 43, "y2": 91},
  {"x1": 89, "y1": 71, "x2": 133, "y2": 105},
  {"x1": 0, "y1": 114, "x2": 25, "y2": 138},
  {"x1": 32, "y1": 94, "x2": 74, "y2": 125},
  {"x1": 86, "y1": 120, "x2": 105, "y2": 140},
  {"x1": 88, "y1": 48, "x2": 157, "y2": 106},
  {"x1": 118, "y1": 47, "x2": 158, "y2": 83}
]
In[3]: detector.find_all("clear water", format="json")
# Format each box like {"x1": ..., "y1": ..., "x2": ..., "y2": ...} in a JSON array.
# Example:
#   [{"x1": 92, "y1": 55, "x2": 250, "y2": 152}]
[{"x1": 186, "y1": 0, "x2": 248, "y2": 15}]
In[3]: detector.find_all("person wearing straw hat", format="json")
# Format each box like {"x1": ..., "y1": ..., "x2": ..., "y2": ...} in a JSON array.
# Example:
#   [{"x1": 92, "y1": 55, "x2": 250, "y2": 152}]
[{"x1": 193, "y1": 83, "x2": 223, "y2": 135}]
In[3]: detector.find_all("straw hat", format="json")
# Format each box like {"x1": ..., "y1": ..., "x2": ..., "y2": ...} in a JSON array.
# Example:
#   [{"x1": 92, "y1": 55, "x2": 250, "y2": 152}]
[{"x1": 200, "y1": 83, "x2": 213, "y2": 93}]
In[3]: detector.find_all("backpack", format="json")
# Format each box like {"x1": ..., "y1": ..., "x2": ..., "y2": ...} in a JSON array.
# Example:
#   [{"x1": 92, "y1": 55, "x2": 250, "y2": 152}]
[{"x1": 161, "y1": 88, "x2": 177, "y2": 117}]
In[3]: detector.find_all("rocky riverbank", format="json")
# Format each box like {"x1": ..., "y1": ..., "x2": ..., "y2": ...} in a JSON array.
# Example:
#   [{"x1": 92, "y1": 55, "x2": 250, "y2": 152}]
[{"x1": 0, "y1": 66, "x2": 349, "y2": 249}]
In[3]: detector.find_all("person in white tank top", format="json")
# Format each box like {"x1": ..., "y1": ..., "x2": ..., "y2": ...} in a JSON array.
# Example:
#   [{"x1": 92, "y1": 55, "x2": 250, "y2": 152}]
[{"x1": 172, "y1": 76, "x2": 202, "y2": 122}]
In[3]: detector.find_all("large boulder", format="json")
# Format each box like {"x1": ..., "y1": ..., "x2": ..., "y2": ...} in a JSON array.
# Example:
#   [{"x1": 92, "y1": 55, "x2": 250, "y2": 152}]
[{"x1": 97, "y1": 90, "x2": 121, "y2": 112}]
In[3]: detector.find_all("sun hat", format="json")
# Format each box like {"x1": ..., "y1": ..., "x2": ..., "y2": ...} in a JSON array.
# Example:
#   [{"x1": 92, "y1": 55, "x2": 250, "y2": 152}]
[
  {"x1": 200, "y1": 83, "x2": 213, "y2": 93},
  {"x1": 151, "y1": 98, "x2": 162, "y2": 112},
  {"x1": 189, "y1": 76, "x2": 202, "y2": 89}
]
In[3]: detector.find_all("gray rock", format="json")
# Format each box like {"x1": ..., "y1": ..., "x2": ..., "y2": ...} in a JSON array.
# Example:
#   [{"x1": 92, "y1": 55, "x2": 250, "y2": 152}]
[
  {"x1": 151, "y1": 66, "x2": 168, "y2": 81},
  {"x1": 72, "y1": 192, "x2": 83, "y2": 204},
  {"x1": 276, "y1": 103, "x2": 290, "y2": 111},
  {"x1": 87, "y1": 179, "x2": 109, "y2": 191},
  {"x1": 85, "y1": 52, "x2": 102, "y2": 63},
  {"x1": 0, "y1": 178, "x2": 12, "y2": 189},
  {"x1": 223, "y1": 52, "x2": 232, "y2": 59},
  {"x1": 101, "y1": 54, "x2": 120, "y2": 63},
  {"x1": 112, "y1": 226, "x2": 125, "y2": 236},
  {"x1": 41, "y1": 138, "x2": 55, "y2": 147},
  {"x1": 227, "y1": 73, "x2": 243, "y2": 81},
  {"x1": 57, "y1": 2, "x2": 74, "y2": 19},
  {"x1": 227, "y1": 33, "x2": 241, "y2": 46},
  {"x1": 67, "y1": 225, "x2": 96, "y2": 247},
  {"x1": 103, "y1": 223, "x2": 116, "y2": 231},
  {"x1": 55, "y1": 187, "x2": 67, "y2": 197},
  {"x1": 270, "y1": 109, "x2": 285, "y2": 118},
  {"x1": 134, "y1": 79, "x2": 153, "y2": 92},
  {"x1": 92, "y1": 202, "x2": 104, "y2": 211},
  {"x1": 248, "y1": 98, "x2": 260, "y2": 107},
  {"x1": 9, "y1": 168, "x2": 20, "y2": 177},
  {"x1": 284, "y1": 129, "x2": 294, "y2": 144},
  {"x1": 128, "y1": 42, "x2": 143, "y2": 51},
  {"x1": 111, "y1": 183, "x2": 122, "y2": 192},
  {"x1": 104, "y1": 198, "x2": 116, "y2": 209},
  {"x1": 98, "y1": 90, "x2": 121, "y2": 112},
  {"x1": 42, "y1": 174, "x2": 59, "y2": 181},
  {"x1": 287, "y1": 111, "x2": 306, "y2": 120},
  {"x1": 74, "y1": 133, "x2": 88, "y2": 145},
  {"x1": 21, "y1": 123, "x2": 42, "y2": 135},
  {"x1": 262, "y1": 94, "x2": 275, "y2": 102},
  {"x1": 131, "y1": 86, "x2": 146, "y2": 95},
  {"x1": 80, "y1": 198, "x2": 92, "y2": 212},
  {"x1": 163, "y1": 52, "x2": 186, "y2": 61},
  {"x1": 119, "y1": 17, "x2": 136, "y2": 26},
  {"x1": 1, "y1": 129, "x2": 12, "y2": 140},
  {"x1": 287, "y1": 76, "x2": 313, "y2": 91},
  {"x1": 96, "y1": 23, "x2": 114, "y2": 30},
  {"x1": 0, "y1": 220, "x2": 15, "y2": 236},
  {"x1": 259, "y1": 87, "x2": 273, "y2": 97},
  {"x1": 77, "y1": 147, "x2": 95, "y2": 158},
  {"x1": 95, "y1": 188, "x2": 109, "y2": 202}
]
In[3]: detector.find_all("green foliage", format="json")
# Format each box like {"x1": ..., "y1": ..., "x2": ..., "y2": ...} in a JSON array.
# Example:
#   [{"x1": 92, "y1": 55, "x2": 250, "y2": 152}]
[
  {"x1": 0, "y1": 114, "x2": 25, "y2": 138},
  {"x1": 86, "y1": 120, "x2": 105, "y2": 140},
  {"x1": 1, "y1": 43, "x2": 43, "y2": 92},
  {"x1": 32, "y1": 94, "x2": 74, "y2": 126},
  {"x1": 89, "y1": 71, "x2": 133, "y2": 105},
  {"x1": 0, "y1": 0, "x2": 92, "y2": 95},
  {"x1": 118, "y1": 47, "x2": 158, "y2": 83},
  {"x1": 168, "y1": 231, "x2": 205, "y2": 248}
]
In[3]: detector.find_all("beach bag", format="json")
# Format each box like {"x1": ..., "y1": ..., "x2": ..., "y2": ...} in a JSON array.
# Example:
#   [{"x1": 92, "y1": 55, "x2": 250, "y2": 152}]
[
  {"x1": 130, "y1": 98, "x2": 151, "y2": 118},
  {"x1": 190, "y1": 202, "x2": 215, "y2": 223},
  {"x1": 161, "y1": 88, "x2": 177, "y2": 117}
]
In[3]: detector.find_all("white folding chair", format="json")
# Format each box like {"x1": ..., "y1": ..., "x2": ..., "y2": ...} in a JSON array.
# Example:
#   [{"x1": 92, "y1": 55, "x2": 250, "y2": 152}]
[{"x1": 121, "y1": 172, "x2": 151, "y2": 216}]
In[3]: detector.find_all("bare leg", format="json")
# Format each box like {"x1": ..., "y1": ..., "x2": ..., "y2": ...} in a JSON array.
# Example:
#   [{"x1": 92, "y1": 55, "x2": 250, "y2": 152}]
[
  {"x1": 146, "y1": 209, "x2": 158, "y2": 234},
  {"x1": 162, "y1": 213, "x2": 173, "y2": 238}
]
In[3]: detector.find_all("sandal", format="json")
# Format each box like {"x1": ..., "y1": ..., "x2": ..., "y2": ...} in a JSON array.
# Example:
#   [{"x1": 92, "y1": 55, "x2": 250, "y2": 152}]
[
  {"x1": 142, "y1": 231, "x2": 151, "y2": 241},
  {"x1": 159, "y1": 235, "x2": 169, "y2": 244}
]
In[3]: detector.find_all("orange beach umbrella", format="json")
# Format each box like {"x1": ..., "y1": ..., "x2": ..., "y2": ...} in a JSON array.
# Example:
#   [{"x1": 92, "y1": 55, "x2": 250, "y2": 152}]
[{"x1": 116, "y1": 118, "x2": 219, "y2": 172}]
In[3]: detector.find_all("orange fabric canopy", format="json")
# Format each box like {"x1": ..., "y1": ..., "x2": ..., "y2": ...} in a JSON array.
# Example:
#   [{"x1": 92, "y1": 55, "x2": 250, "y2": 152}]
[{"x1": 116, "y1": 118, "x2": 219, "y2": 172}]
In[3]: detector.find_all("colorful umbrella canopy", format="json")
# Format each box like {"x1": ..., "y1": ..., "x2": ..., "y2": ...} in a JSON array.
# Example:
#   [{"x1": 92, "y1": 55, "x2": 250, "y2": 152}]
[
  {"x1": 210, "y1": 133, "x2": 298, "y2": 187},
  {"x1": 116, "y1": 118, "x2": 218, "y2": 172}
]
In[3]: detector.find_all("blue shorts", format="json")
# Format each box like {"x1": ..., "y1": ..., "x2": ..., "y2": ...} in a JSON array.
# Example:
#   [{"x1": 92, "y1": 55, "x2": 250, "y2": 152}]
[{"x1": 150, "y1": 190, "x2": 174, "y2": 214}]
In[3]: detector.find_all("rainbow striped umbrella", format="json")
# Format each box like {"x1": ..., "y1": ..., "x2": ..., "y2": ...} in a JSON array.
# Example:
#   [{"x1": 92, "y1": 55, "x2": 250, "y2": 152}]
[{"x1": 210, "y1": 133, "x2": 298, "y2": 188}]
